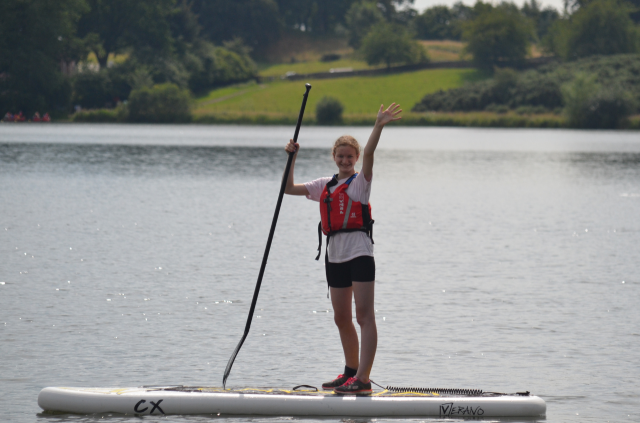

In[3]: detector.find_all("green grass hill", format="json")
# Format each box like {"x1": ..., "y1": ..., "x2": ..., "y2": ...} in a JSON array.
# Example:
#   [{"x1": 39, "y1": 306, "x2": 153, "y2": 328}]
[{"x1": 194, "y1": 68, "x2": 486, "y2": 119}]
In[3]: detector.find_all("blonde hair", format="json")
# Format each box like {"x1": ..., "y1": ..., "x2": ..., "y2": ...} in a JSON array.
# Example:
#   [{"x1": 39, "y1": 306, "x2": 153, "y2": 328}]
[{"x1": 332, "y1": 135, "x2": 360, "y2": 156}]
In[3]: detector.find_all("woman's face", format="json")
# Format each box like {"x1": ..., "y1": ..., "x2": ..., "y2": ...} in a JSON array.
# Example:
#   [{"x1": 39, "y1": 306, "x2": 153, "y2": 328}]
[{"x1": 333, "y1": 145, "x2": 359, "y2": 174}]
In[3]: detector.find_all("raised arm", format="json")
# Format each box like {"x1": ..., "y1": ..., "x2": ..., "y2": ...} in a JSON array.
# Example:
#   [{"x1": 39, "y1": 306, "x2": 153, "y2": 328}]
[
  {"x1": 361, "y1": 103, "x2": 402, "y2": 180},
  {"x1": 284, "y1": 139, "x2": 310, "y2": 196}
]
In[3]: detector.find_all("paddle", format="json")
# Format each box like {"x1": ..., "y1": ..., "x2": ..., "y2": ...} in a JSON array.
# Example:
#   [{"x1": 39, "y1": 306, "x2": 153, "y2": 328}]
[{"x1": 223, "y1": 83, "x2": 312, "y2": 389}]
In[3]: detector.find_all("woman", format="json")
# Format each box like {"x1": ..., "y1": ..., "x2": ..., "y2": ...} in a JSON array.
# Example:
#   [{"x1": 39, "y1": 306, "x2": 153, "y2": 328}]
[{"x1": 284, "y1": 103, "x2": 402, "y2": 394}]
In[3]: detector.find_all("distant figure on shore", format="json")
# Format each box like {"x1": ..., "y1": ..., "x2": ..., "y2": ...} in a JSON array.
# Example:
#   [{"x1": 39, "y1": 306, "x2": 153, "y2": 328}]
[
  {"x1": 42, "y1": 112, "x2": 51, "y2": 122},
  {"x1": 33, "y1": 112, "x2": 41, "y2": 122},
  {"x1": 3, "y1": 112, "x2": 14, "y2": 122}
]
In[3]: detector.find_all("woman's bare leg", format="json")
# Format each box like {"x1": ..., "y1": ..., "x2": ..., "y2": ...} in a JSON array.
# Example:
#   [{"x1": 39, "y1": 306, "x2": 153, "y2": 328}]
[
  {"x1": 352, "y1": 281, "x2": 377, "y2": 383},
  {"x1": 330, "y1": 286, "x2": 359, "y2": 371}
]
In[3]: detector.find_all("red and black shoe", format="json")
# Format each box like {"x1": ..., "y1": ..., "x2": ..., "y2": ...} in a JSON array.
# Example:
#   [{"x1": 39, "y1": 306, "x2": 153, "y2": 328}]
[
  {"x1": 322, "y1": 374, "x2": 351, "y2": 390},
  {"x1": 334, "y1": 377, "x2": 372, "y2": 395}
]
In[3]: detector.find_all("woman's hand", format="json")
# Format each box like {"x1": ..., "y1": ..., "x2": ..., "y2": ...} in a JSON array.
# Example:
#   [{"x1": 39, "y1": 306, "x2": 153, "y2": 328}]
[
  {"x1": 283, "y1": 139, "x2": 309, "y2": 196},
  {"x1": 375, "y1": 103, "x2": 402, "y2": 127},
  {"x1": 285, "y1": 139, "x2": 299, "y2": 154}
]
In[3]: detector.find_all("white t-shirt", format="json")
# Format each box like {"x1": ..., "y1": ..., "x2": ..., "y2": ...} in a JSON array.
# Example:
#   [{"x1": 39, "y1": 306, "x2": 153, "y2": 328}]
[{"x1": 304, "y1": 172, "x2": 373, "y2": 263}]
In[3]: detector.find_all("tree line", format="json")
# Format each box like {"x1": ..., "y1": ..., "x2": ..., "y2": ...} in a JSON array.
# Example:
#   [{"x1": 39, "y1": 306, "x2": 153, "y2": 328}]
[{"x1": 1, "y1": 0, "x2": 639, "y2": 120}]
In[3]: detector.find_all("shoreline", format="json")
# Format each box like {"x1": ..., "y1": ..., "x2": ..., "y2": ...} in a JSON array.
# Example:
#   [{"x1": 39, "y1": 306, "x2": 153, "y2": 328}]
[{"x1": 63, "y1": 110, "x2": 640, "y2": 129}]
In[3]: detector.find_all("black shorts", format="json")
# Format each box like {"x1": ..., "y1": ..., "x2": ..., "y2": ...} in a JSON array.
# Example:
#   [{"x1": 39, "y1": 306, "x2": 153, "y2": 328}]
[{"x1": 325, "y1": 255, "x2": 375, "y2": 288}]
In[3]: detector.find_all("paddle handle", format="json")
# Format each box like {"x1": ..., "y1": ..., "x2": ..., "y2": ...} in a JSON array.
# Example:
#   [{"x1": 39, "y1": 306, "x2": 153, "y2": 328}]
[{"x1": 292, "y1": 84, "x2": 312, "y2": 144}]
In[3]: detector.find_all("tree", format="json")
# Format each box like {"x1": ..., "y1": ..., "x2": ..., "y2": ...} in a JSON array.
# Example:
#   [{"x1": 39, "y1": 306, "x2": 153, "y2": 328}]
[
  {"x1": 345, "y1": 1, "x2": 385, "y2": 48},
  {"x1": 565, "y1": 0, "x2": 638, "y2": 59},
  {"x1": 275, "y1": 0, "x2": 356, "y2": 34},
  {"x1": 375, "y1": 0, "x2": 415, "y2": 20},
  {"x1": 0, "y1": 0, "x2": 88, "y2": 115},
  {"x1": 360, "y1": 23, "x2": 428, "y2": 69},
  {"x1": 521, "y1": 0, "x2": 560, "y2": 40},
  {"x1": 413, "y1": 6, "x2": 456, "y2": 40},
  {"x1": 193, "y1": 0, "x2": 282, "y2": 51},
  {"x1": 77, "y1": 0, "x2": 175, "y2": 69},
  {"x1": 564, "y1": 0, "x2": 640, "y2": 22},
  {"x1": 412, "y1": 3, "x2": 478, "y2": 41},
  {"x1": 462, "y1": 3, "x2": 533, "y2": 70}
]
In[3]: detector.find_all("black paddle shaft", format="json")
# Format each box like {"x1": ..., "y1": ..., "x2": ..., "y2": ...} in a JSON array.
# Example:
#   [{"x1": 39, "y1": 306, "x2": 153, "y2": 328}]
[{"x1": 222, "y1": 83, "x2": 312, "y2": 389}]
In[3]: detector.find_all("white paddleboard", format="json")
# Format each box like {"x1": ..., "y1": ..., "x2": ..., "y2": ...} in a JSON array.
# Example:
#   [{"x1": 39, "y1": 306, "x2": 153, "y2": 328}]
[{"x1": 38, "y1": 386, "x2": 546, "y2": 417}]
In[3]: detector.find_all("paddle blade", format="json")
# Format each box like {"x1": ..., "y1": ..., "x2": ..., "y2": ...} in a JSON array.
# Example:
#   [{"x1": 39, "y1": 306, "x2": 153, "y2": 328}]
[{"x1": 222, "y1": 332, "x2": 248, "y2": 389}]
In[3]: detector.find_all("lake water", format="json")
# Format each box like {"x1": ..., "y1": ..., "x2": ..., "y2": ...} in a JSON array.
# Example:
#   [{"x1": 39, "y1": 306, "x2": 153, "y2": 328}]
[{"x1": 1, "y1": 124, "x2": 639, "y2": 423}]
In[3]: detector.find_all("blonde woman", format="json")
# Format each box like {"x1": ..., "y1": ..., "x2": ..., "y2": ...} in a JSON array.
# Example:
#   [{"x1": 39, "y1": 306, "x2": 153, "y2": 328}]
[{"x1": 284, "y1": 103, "x2": 402, "y2": 394}]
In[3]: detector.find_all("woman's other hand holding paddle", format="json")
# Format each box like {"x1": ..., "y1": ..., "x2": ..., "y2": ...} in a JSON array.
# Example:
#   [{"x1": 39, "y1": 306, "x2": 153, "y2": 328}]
[{"x1": 284, "y1": 139, "x2": 309, "y2": 196}]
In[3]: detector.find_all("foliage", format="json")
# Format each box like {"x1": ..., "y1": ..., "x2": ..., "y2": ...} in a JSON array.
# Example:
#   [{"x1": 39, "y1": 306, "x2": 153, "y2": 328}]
[
  {"x1": 545, "y1": 0, "x2": 638, "y2": 59},
  {"x1": 345, "y1": 1, "x2": 385, "y2": 48},
  {"x1": 515, "y1": 105, "x2": 549, "y2": 114},
  {"x1": 412, "y1": 54, "x2": 640, "y2": 115},
  {"x1": 562, "y1": 73, "x2": 636, "y2": 128},
  {"x1": 77, "y1": 0, "x2": 175, "y2": 69},
  {"x1": 413, "y1": 6, "x2": 457, "y2": 41},
  {"x1": 273, "y1": 0, "x2": 413, "y2": 36},
  {"x1": 316, "y1": 96, "x2": 344, "y2": 124},
  {"x1": 484, "y1": 103, "x2": 510, "y2": 113},
  {"x1": 520, "y1": 0, "x2": 559, "y2": 41},
  {"x1": 72, "y1": 104, "x2": 128, "y2": 122},
  {"x1": 192, "y1": 0, "x2": 281, "y2": 52},
  {"x1": 462, "y1": 3, "x2": 533, "y2": 70},
  {"x1": 565, "y1": 0, "x2": 638, "y2": 59},
  {"x1": 413, "y1": 3, "x2": 474, "y2": 41},
  {"x1": 127, "y1": 83, "x2": 192, "y2": 123},
  {"x1": 359, "y1": 23, "x2": 428, "y2": 69},
  {"x1": 72, "y1": 70, "x2": 114, "y2": 109},
  {"x1": 276, "y1": 0, "x2": 357, "y2": 34},
  {"x1": 413, "y1": 0, "x2": 555, "y2": 43},
  {"x1": 193, "y1": 110, "x2": 570, "y2": 128},
  {"x1": 185, "y1": 41, "x2": 256, "y2": 94},
  {"x1": 0, "y1": 0, "x2": 87, "y2": 115},
  {"x1": 321, "y1": 54, "x2": 342, "y2": 62}
]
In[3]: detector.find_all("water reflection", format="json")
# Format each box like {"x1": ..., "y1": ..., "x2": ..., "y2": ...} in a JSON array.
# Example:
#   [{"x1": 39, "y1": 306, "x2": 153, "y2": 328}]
[{"x1": 3, "y1": 143, "x2": 640, "y2": 182}]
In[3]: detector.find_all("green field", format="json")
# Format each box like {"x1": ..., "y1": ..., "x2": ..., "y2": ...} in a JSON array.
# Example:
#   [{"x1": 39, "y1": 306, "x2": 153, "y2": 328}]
[{"x1": 195, "y1": 68, "x2": 487, "y2": 116}]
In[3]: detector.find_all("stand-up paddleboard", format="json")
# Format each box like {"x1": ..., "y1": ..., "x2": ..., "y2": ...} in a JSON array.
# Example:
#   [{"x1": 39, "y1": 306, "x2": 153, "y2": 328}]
[{"x1": 39, "y1": 385, "x2": 546, "y2": 417}]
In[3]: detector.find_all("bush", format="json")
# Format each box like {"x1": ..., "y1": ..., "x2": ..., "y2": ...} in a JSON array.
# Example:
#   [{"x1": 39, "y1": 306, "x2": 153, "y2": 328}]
[
  {"x1": 360, "y1": 23, "x2": 429, "y2": 69},
  {"x1": 562, "y1": 73, "x2": 636, "y2": 128},
  {"x1": 127, "y1": 83, "x2": 192, "y2": 123},
  {"x1": 462, "y1": 4, "x2": 533, "y2": 70},
  {"x1": 316, "y1": 96, "x2": 344, "y2": 125},
  {"x1": 72, "y1": 105, "x2": 128, "y2": 122},
  {"x1": 72, "y1": 71, "x2": 113, "y2": 109},
  {"x1": 564, "y1": 0, "x2": 638, "y2": 60},
  {"x1": 485, "y1": 103, "x2": 509, "y2": 114},
  {"x1": 413, "y1": 54, "x2": 640, "y2": 114},
  {"x1": 186, "y1": 41, "x2": 256, "y2": 94},
  {"x1": 516, "y1": 105, "x2": 549, "y2": 115},
  {"x1": 321, "y1": 53, "x2": 341, "y2": 62}
]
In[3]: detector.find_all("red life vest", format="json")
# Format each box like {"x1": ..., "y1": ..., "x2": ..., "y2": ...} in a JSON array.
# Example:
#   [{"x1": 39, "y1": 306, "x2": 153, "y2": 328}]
[{"x1": 316, "y1": 173, "x2": 374, "y2": 260}]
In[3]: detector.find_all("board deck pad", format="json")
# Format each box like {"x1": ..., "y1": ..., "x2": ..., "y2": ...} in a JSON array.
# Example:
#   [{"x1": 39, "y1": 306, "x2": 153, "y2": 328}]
[{"x1": 38, "y1": 385, "x2": 546, "y2": 417}]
